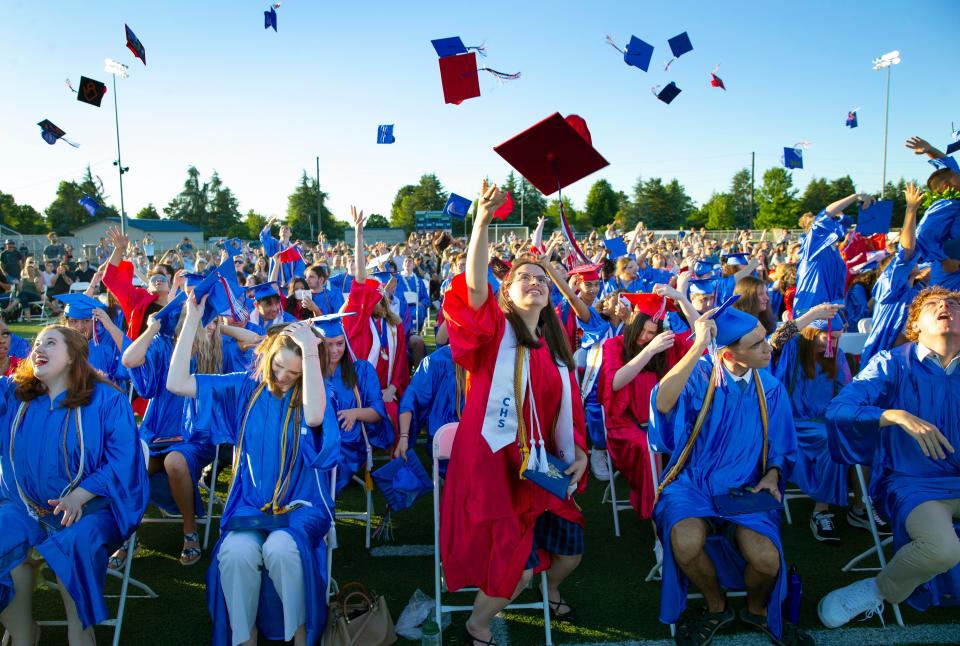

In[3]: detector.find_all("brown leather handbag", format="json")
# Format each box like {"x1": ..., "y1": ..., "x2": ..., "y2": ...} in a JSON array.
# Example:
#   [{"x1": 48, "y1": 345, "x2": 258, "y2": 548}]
[{"x1": 323, "y1": 582, "x2": 397, "y2": 646}]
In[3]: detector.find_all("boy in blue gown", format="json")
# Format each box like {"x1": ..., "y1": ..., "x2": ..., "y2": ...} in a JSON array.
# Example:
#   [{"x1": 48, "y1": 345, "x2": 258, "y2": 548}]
[
  {"x1": 245, "y1": 282, "x2": 298, "y2": 335},
  {"x1": 819, "y1": 286, "x2": 960, "y2": 627},
  {"x1": 260, "y1": 220, "x2": 306, "y2": 287},
  {"x1": 649, "y1": 298, "x2": 808, "y2": 645},
  {"x1": 912, "y1": 150, "x2": 960, "y2": 290}
]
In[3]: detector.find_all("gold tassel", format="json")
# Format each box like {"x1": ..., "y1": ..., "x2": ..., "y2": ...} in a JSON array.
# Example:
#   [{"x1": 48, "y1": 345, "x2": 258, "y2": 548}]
[{"x1": 364, "y1": 469, "x2": 374, "y2": 491}]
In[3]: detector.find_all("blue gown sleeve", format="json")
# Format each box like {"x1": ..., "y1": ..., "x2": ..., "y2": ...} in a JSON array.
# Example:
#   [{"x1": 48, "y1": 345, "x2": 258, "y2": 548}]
[
  {"x1": 648, "y1": 358, "x2": 709, "y2": 453},
  {"x1": 299, "y1": 392, "x2": 340, "y2": 471},
  {"x1": 8, "y1": 334, "x2": 30, "y2": 359},
  {"x1": 825, "y1": 352, "x2": 896, "y2": 465},
  {"x1": 771, "y1": 336, "x2": 800, "y2": 396},
  {"x1": 874, "y1": 247, "x2": 918, "y2": 306},
  {"x1": 127, "y1": 336, "x2": 171, "y2": 398},
  {"x1": 194, "y1": 372, "x2": 251, "y2": 445},
  {"x1": 915, "y1": 199, "x2": 960, "y2": 263},
  {"x1": 805, "y1": 210, "x2": 846, "y2": 261},
  {"x1": 355, "y1": 360, "x2": 391, "y2": 449},
  {"x1": 399, "y1": 353, "x2": 432, "y2": 417},
  {"x1": 845, "y1": 284, "x2": 869, "y2": 326},
  {"x1": 577, "y1": 307, "x2": 613, "y2": 350},
  {"x1": 0, "y1": 376, "x2": 15, "y2": 420},
  {"x1": 763, "y1": 378, "x2": 797, "y2": 478},
  {"x1": 78, "y1": 385, "x2": 149, "y2": 538}
]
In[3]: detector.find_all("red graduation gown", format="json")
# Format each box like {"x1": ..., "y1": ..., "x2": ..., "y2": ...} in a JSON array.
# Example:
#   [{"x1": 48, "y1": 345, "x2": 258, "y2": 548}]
[
  {"x1": 441, "y1": 274, "x2": 587, "y2": 599},
  {"x1": 597, "y1": 333, "x2": 691, "y2": 519}
]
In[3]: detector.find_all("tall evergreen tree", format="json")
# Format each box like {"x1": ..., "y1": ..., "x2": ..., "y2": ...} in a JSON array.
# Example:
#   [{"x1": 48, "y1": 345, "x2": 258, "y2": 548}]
[
  {"x1": 286, "y1": 171, "x2": 332, "y2": 241},
  {"x1": 389, "y1": 173, "x2": 447, "y2": 232},
  {"x1": 584, "y1": 179, "x2": 620, "y2": 228},
  {"x1": 754, "y1": 167, "x2": 799, "y2": 229}
]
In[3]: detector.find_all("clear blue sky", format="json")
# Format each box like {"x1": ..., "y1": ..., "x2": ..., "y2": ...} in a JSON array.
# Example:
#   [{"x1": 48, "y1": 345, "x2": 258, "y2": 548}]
[{"x1": 2, "y1": 0, "x2": 958, "y2": 227}]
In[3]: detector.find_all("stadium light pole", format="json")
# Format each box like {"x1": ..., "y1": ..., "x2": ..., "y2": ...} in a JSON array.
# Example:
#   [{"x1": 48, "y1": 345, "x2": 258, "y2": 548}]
[
  {"x1": 872, "y1": 50, "x2": 901, "y2": 195},
  {"x1": 104, "y1": 58, "x2": 130, "y2": 234}
]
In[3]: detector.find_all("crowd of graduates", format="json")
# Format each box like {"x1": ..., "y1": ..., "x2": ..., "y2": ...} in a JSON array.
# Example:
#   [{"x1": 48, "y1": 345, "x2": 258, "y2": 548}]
[{"x1": 0, "y1": 135, "x2": 957, "y2": 646}]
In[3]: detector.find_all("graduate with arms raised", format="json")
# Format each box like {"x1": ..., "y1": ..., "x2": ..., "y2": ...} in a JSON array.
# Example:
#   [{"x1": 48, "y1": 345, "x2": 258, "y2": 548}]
[
  {"x1": 167, "y1": 297, "x2": 339, "y2": 646},
  {"x1": 442, "y1": 183, "x2": 589, "y2": 646}
]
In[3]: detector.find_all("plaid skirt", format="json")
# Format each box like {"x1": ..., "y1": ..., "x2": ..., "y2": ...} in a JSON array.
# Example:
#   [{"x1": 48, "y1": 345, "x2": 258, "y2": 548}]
[{"x1": 524, "y1": 512, "x2": 584, "y2": 570}]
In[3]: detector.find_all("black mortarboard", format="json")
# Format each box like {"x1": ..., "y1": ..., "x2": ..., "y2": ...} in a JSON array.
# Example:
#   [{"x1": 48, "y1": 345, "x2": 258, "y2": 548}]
[
  {"x1": 667, "y1": 32, "x2": 693, "y2": 59},
  {"x1": 653, "y1": 82, "x2": 682, "y2": 104},
  {"x1": 76, "y1": 76, "x2": 107, "y2": 107}
]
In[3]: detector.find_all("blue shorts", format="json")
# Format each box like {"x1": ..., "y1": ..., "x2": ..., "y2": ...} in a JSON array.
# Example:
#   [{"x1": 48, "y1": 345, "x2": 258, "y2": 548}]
[{"x1": 524, "y1": 512, "x2": 584, "y2": 570}]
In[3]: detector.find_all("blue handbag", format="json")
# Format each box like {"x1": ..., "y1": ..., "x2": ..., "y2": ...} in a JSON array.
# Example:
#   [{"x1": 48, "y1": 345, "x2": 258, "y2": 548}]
[{"x1": 522, "y1": 452, "x2": 573, "y2": 500}]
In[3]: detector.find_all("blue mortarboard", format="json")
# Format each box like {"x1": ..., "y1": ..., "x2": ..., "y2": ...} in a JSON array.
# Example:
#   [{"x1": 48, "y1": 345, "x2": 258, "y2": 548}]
[
  {"x1": 706, "y1": 295, "x2": 760, "y2": 348},
  {"x1": 371, "y1": 452, "x2": 433, "y2": 512},
  {"x1": 725, "y1": 253, "x2": 749, "y2": 266},
  {"x1": 603, "y1": 236, "x2": 629, "y2": 260},
  {"x1": 250, "y1": 281, "x2": 281, "y2": 301},
  {"x1": 846, "y1": 111, "x2": 858, "y2": 128},
  {"x1": 688, "y1": 278, "x2": 717, "y2": 295},
  {"x1": 377, "y1": 124, "x2": 395, "y2": 144},
  {"x1": 947, "y1": 141, "x2": 960, "y2": 156},
  {"x1": 810, "y1": 313, "x2": 844, "y2": 331},
  {"x1": 857, "y1": 200, "x2": 893, "y2": 236},
  {"x1": 223, "y1": 238, "x2": 243, "y2": 257},
  {"x1": 443, "y1": 193, "x2": 473, "y2": 220},
  {"x1": 79, "y1": 195, "x2": 101, "y2": 217},
  {"x1": 838, "y1": 214, "x2": 854, "y2": 230},
  {"x1": 693, "y1": 260, "x2": 718, "y2": 277},
  {"x1": 54, "y1": 293, "x2": 106, "y2": 320},
  {"x1": 124, "y1": 24, "x2": 146, "y2": 65},
  {"x1": 153, "y1": 292, "x2": 187, "y2": 337},
  {"x1": 653, "y1": 82, "x2": 682, "y2": 104},
  {"x1": 944, "y1": 238, "x2": 960, "y2": 261},
  {"x1": 431, "y1": 36, "x2": 468, "y2": 58},
  {"x1": 677, "y1": 230, "x2": 686, "y2": 240},
  {"x1": 264, "y1": 6, "x2": 277, "y2": 31},
  {"x1": 783, "y1": 147, "x2": 803, "y2": 169},
  {"x1": 929, "y1": 156, "x2": 960, "y2": 173},
  {"x1": 371, "y1": 270, "x2": 395, "y2": 285},
  {"x1": 310, "y1": 312, "x2": 356, "y2": 338},
  {"x1": 624, "y1": 36, "x2": 654, "y2": 72},
  {"x1": 184, "y1": 272, "x2": 207, "y2": 289},
  {"x1": 667, "y1": 32, "x2": 693, "y2": 59}
]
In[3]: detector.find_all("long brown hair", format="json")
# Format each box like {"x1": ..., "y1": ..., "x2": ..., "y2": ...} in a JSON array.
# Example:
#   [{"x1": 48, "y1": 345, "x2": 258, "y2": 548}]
[
  {"x1": 621, "y1": 311, "x2": 668, "y2": 378},
  {"x1": 14, "y1": 326, "x2": 116, "y2": 407},
  {"x1": 253, "y1": 324, "x2": 327, "y2": 402},
  {"x1": 734, "y1": 275, "x2": 774, "y2": 333},
  {"x1": 797, "y1": 326, "x2": 837, "y2": 381},
  {"x1": 497, "y1": 259, "x2": 575, "y2": 370}
]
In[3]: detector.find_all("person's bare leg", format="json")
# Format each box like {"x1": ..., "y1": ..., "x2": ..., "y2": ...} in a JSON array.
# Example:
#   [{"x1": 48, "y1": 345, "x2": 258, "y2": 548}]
[
  {"x1": 465, "y1": 569, "x2": 534, "y2": 643},
  {"x1": 734, "y1": 525, "x2": 780, "y2": 616},
  {"x1": 670, "y1": 518, "x2": 725, "y2": 612},
  {"x1": 0, "y1": 563, "x2": 37, "y2": 646},
  {"x1": 292, "y1": 625, "x2": 306, "y2": 646},
  {"x1": 545, "y1": 554, "x2": 581, "y2": 609},
  {"x1": 57, "y1": 578, "x2": 96, "y2": 646},
  {"x1": 164, "y1": 451, "x2": 198, "y2": 535}
]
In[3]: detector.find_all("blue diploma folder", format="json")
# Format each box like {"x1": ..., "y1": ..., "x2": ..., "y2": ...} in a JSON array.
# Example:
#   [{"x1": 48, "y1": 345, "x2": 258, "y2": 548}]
[
  {"x1": 522, "y1": 452, "x2": 573, "y2": 500},
  {"x1": 713, "y1": 487, "x2": 783, "y2": 516}
]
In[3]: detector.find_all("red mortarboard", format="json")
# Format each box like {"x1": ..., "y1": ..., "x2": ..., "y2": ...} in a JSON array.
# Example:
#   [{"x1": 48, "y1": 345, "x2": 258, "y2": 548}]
[
  {"x1": 620, "y1": 292, "x2": 677, "y2": 321},
  {"x1": 567, "y1": 263, "x2": 602, "y2": 282},
  {"x1": 493, "y1": 191, "x2": 514, "y2": 220},
  {"x1": 439, "y1": 51, "x2": 481, "y2": 105},
  {"x1": 710, "y1": 72, "x2": 725, "y2": 90},
  {"x1": 493, "y1": 113, "x2": 609, "y2": 195}
]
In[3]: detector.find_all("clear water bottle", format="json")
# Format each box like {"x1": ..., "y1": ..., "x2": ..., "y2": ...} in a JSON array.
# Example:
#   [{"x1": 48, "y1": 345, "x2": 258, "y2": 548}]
[{"x1": 420, "y1": 619, "x2": 441, "y2": 646}]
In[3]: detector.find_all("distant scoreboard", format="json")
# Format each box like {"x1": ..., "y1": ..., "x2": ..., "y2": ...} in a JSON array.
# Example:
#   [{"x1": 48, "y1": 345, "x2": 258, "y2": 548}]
[{"x1": 414, "y1": 211, "x2": 451, "y2": 231}]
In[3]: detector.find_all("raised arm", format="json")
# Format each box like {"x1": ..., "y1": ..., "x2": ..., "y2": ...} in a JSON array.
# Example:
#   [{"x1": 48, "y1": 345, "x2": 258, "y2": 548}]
[
  {"x1": 905, "y1": 136, "x2": 946, "y2": 161},
  {"x1": 166, "y1": 295, "x2": 202, "y2": 397},
  {"x1": 531, "y1": 216, "x2": 546, "y2": 250},
  {"x1": 733, "y1": 256, "x2": 760, "y2": 282},
  {"x1": 122, "y1": 315, "x2": 161, "y2": 368},
  {"x1": 105, "y1": 226, "x2": 128, "y2": 267},
  {"x1": 901, "y1": 182, "x2": 922, "y2": 260},
  {"x1": 654, "y1": 282, "x2": 700, "y2": 329},
  {"x1": 282, "y1": 321, "x2": 327, "y2": 427},
  {"x1": 825, "y1": 192, "x2": 874, "y2": 218},
  {"x1": 466, "y1": 184, "x2": 507, "y2": 310},
  {"x1": 351, "y1": 206, "x2": 367, "y2": 282},
  {"x1": 220, "y1": 323, "x2": 263, "y2": 345},
  {"x1": 655, "y1": 312, "x2": 715, "y2": 413},
  {"x1": 542, "y1": 239, "x2": 591, "y2": 322}
]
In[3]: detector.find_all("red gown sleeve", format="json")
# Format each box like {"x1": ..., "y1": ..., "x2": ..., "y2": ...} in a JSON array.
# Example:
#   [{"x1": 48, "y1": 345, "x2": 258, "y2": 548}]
[
  {"x1": 343, "y1": 279, "x2": 384, "y2": 360},
  {"x1": 103, "y1": 261, "x2": 137, "y2": 317},
  {"x1": 391, "y1": 322, "x2": 409, "y2": 395},
  {"x1": 441, "y1": 273, "x2": 504, "y2": 373}
]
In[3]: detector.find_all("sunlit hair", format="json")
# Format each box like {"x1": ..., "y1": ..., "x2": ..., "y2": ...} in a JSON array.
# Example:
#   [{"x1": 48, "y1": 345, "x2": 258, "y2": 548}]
[
  {"x1": 621, "y1": 311, "x2": 667, "y2": 378},
  {"x1": 799, "y1": 212, "x2": 816, "y2": 231},
  {"x1": 905, "y1": 286, "x2": 960, "y2": 343},
  {"x1": 734, "y1": 275, "x2": 775, "y2": 334},
  {"x1": 497, "y1": 259, "x2": 575, "y2": 370},
  {"x1": 927, "y1": 168, "x2": 958, "y2": 192},
  {"x1": 14, "y1": 325, "x2": 116, "y2": 407},
  {"x1": 174, "y1": 309, "x2": 223, "y2": 375},
  {"x1": 615, "y1": 257, "x2": 635, "y2": 278},
  {"x1": 253, "y1": 323, "x2": 327, "y2": 401},
  {"x1": 797, "y1": 325, "x2": 837, "y2": 381},
  {"x1": 774, "y1": 263, "x2": 797, "y2": 293}
]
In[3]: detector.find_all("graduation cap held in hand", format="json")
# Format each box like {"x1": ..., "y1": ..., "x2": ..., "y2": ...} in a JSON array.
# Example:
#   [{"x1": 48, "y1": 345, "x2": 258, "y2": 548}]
[
  {"x1": 372, "y1": 452, "x2": 433, "y2": 512},
  {"x1": 856, "y1": 200, "x2": 893, "y2": 236},
  {"x1": 444, "y1": 193, "x2": 473, "y2": 220}
]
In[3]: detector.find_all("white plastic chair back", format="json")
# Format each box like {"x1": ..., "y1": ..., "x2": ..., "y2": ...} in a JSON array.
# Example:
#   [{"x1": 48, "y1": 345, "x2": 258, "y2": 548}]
[
  {"x1": 838, "y1": 332, "x2": 868, "y2": 356},
  {"x1": 858, "y1": 317, "x2": 873, "y2": 334}
]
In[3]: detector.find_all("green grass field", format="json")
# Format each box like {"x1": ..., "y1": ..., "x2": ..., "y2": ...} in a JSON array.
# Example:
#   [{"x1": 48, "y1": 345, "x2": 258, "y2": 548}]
[{"x1": 10, "y1": 323, "x2": 959, "y2": 645}]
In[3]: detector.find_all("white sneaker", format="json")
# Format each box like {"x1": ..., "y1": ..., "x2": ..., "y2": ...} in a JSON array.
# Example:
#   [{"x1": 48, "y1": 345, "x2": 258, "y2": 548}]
[
  {"x1": 590, "y1": 449, "x2": 611, "y2": 481},
  {"x1": 818, "y1": 577, "x2": 885, "y2": 628},
  {"x1": 653, "y1": 539, "x2": 663, "y2": 566}
]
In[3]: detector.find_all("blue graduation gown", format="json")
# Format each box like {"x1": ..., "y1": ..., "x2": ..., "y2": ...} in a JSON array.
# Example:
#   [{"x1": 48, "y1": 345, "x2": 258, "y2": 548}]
[
  {"x1": 328, "y1": 273, "x2": 354, "y2": 299},
  {"x1": 310, "y1": 287, "x2": 345, "y2": 316},
  {"x1": 398, "y1": 345, "x2": 463, "y2": 452},
  {"x1": 773, "y1": 338, "x2": 852, "y2": 506},
  {"x1": 795, "y1": 210, "x2": 847, "y2": 314},
  {"x1": 259, "y1": 230, "x2": 305, "y2": 286},
  {"x1": 328, "y1": 359, "x2": 390, "y2": 493},
  {"x1": 826, "y1": 344, "x2": 960, "y2": 610},
  {"x1": 768, "y1": 286, "x2": 785, "y2": 320},
  {"x1": 844, "y1": 283, "x2": 870, "y2": 330},
  {"x1": 245, "y1": 311, "x2": 298, "y2": 336},
  {"x1": 8, "y1": 333, "x2": 29, "y2": 359},
  {"x1": 559, "y1": 302, "x2": 614, "y2": 448},
  {"x1": 195, "y1": 372, "x2": 340, "y2": 646},
  {"x1": 915, "y1": 199, "x2": 960, "y2": 290},
  {"x1": 87, "y1": 334, "x2": 130, "y2": 387},
  {"x1": 861, "y1": 247, "x2": 921, "y2": 366},
  {"x1": 0, "y1": 379, "x2": 148, "y2": 629},
  {"x1": 649, "y1": 356, "x2": 797, "y2": 637},
  {"x1": 716, "y1": 275, "x2": 738, "y2": 304},
  {"x1": 397, "y1": 273, "x2": 430, "y2": 331},
  {"x1": 127, "y1": 336, "x2": 216, "y2": 515},
  {"x1": 222, "y1": 336, "x2": 255, "y2": 373}
]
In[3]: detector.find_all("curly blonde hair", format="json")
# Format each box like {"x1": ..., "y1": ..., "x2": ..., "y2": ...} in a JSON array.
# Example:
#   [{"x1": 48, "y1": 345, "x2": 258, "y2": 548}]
[{"x1": 904, "y1": 286, "x2": 960, "y2": 342}]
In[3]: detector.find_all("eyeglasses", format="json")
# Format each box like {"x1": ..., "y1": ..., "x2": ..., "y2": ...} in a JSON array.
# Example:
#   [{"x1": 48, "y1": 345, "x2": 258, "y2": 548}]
[
  {"x1": 512, "y1": 273, "x2": 549, "y2": 286},
  {"x1": 148, "y1": 275, "x2": 168, "y2": 284}
]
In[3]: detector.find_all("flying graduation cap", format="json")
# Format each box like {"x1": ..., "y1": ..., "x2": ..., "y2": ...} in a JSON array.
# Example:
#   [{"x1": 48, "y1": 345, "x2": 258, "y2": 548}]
[
  {"x1": 846, "y1": 110, "x2": 859, "y2": 128},
  {"x1": 443, "y1": 193, "x2": 473, "y2": 220},
  {"x1": 37, "y1": 119, "x2": 79, "y2": 147},
  {"x1": 432, "y1": 36, "x2": 519, "y2": 105},
  {"x1": 783, "y1": 146, "x2": 803, "y2": 169},
  {"x1": 664, "y1": 31, "x2": 693, "y2": 70},
  {"x1": 710, "y1": 65, "x2": 725, "y2": 90},
  {"x1": 76, "y1": 76, "x2": 107, "y2": 107},
  {"x1": 124, "y1": 24, "x2": 146, "y2": 65},
  {"x1": 79, "y1": 195, "x2": 102, "y2": 216},
  {"x1": 605, "y1": 34, "x2": 654, "y2": 72},
  {"x1": 377, "y1": 124, "x2": 395, "y2": 144},
  {"x1": 495, "y1": 113, "x2": 608, "y2": 264},
  {"x1": 652, "y1": 82, "x2": 682, "y2": 104},
  {"x1": 264, "y1": 5, "x2": 278, "y2": 31}
]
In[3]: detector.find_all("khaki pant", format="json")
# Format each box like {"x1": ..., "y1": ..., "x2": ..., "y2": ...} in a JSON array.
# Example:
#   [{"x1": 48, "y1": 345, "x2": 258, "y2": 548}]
[{"x1": 876, "y1": 498, "x2": 960, "y2": 604}]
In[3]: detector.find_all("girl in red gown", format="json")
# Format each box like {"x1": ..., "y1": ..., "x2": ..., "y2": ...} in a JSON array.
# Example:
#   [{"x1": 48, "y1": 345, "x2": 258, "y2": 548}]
[{"x1": 441, "y1": 184, "x2": 589, "y2": 646}]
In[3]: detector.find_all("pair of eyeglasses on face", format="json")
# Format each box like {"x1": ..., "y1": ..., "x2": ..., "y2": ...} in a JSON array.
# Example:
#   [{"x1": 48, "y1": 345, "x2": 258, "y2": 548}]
[
  {"x1": 513, "y1": 273, "x2": 549, "y2": 286},
  {"x1": 149, "y1": 275, "x2": 168, "y2": 284}
]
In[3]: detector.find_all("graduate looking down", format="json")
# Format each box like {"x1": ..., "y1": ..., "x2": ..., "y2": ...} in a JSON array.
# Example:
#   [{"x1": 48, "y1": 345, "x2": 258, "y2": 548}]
[
  {"x1": 651, "y1": 300, "x2": 808, "y2": 645},
  {"x1": 441, "y1": 183, "x2": 589, "y2": 646}
]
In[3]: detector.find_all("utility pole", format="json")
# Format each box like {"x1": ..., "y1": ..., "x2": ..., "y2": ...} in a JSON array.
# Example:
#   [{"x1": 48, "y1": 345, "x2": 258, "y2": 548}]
[
  {"x1": 315, "y1": 156, "x2": 322, "y2": 241},
  {"x1": 750, "y1": 151, "x2": 755, "y2": 226}
]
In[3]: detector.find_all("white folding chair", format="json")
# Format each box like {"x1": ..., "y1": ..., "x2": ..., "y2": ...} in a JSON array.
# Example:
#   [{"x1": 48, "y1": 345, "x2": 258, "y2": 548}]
[
  {"x1": 431, "y1": 423, "x2": 554, "y2": 645},
  {"x1": 69, "y1": 281, "x2": 90, "y2": 293},
  {"x1": 320, "y1": 467, "x2": 338, "y2": 601},
  {"x1": 838, "y1": 332, "x2": 868, "y2": 356},
  {"x1": 857, "y1": 317, "x2": 874, "y2": 334},
  {"x1": 598, "y1": 408, "x2": 633, "y2": 538},
  {"x1": 840, "y1": 465, "x2": 904, "y2": 626}
]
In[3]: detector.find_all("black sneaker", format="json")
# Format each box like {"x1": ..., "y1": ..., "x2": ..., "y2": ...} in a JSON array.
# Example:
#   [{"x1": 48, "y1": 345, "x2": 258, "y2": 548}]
[
  {"x1": 810, "y1": 511, "x2": 840, "y2": 543},
  {"x1": 847, "y1": 505, "x2": 892, "y2": 536}
]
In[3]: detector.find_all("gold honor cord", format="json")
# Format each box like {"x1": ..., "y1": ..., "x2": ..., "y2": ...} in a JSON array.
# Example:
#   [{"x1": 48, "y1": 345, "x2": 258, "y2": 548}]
[
  {"x1": 655, "y1": 364, "x2": 769, "y2": 503},
  {"x1": 514, "y1": 346, "x2": 530, "y2": 478},
  {"x1": 454, "y1": 364, "x2": 465, "y2": 420}
]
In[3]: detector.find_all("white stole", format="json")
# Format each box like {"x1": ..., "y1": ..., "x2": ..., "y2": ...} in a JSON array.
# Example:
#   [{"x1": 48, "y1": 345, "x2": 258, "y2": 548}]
[
  {"x1": 482, "y1": 322, "x2": 576, "y2": 472},
  {"x1": 367, "y1": 319, "x2": 396, "y2": 384}
]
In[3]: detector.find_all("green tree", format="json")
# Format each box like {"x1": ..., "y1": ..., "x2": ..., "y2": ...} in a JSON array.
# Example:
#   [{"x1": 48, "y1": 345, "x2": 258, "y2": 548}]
[
  {"x1": 164, "y1": 166, "x2": 208, "y2": 228},
  {"x1": 241, "y1": 210, "x2": 269, "y2": 240},
  {"x1": 544, "y1": 196, "x2": 579, "y2": 231},
  {"x1": 207, "y1": 171, "x2": 245, "y2": 237},
  {"x1": 729, "y1": 168, "x2": 754, "y2": 228},
  {"x1": 665, "y1": 179, "x2": 695, "y2": 228},
  {"x1": 703, "y1": 192, "x2": 735, "y2": 229},
  {"x1": 389, "y1": 174, "x2": 447, "y2": 232},
  {"x1": 365, "y1": 214, "x2": 391, "y2": 228},
  {"x1": 286, "y1": 171, "x2": 332, "y2": 242},
  {"x1": 882, "y1": 178, "x2": 910, "y2": 228},
  {"x1": 515, "y1": 177, "x2": 548, "y2": 229},
  {"x1": 584, "y1": 179, "x2": 620, "y2": 228},
  {"x1": 754, "y1": 167, "x2": 799, "y2": 229},
  {"x1": 0, "y1": 192, "x2": 45, "y2": 233},
  {"x1": 629, "y1": 177, "x2": 692, "y2": 229},
  {"x1": 136, "y1": 203, "x2": 160, "y2": 220}
]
